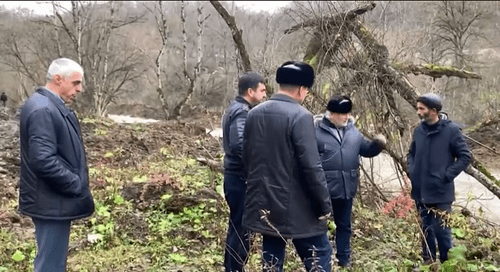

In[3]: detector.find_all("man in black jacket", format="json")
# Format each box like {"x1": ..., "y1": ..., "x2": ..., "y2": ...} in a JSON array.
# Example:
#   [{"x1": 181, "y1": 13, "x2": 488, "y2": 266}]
[
  {"x1": 222, "y1": 72, "x2": 266, "y2": 272},
  {"x1": 407, "y1": 93, "x2": 471, "y2": 264},
  {"x1": 242, "y1": 61, "x2": 333, "y2": 272},
  {"x1": 19, "y1": 58, "x2": 94, "y2": 272},
  {"x1": 1, "y1": 92, "x2": 6, "y2": 107}
]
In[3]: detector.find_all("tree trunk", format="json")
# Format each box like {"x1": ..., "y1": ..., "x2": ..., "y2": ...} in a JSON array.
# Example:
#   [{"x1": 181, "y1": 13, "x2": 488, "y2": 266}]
[
  {"x1": 210, "y1": 0, "x2": 252, "y2": 72},
  {"x1": 151, "y1": 0, "x2": 170, "y2": 120},
  {"x1": 173, "y1": 1, "x2": 206, "y2": 119}
]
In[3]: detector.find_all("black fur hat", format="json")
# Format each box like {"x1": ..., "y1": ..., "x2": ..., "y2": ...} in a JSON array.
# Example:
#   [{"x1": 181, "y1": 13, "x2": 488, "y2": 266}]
[
  {"x1": 276, "y1": 61, "x2": 315, "y2": 88},
  {"x1": 327, "y1": 95, "x2": 352, "y2": 113}
]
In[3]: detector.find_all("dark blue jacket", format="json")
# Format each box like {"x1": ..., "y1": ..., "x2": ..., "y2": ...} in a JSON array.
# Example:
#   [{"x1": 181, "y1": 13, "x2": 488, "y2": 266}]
[
  {"x1": 315, "y1": 116, "x2": 383, "y2": 199},
  {"x1": 407, "y1": 118, "x2": 471, "y2": 204},
  {"x1": 242, "y1": 94, "x2": 332, "y2": 239},
  {"x1": 19, "y1": 88, "x2": 94, "y2": 220},
  {"x1": 222, "y1": 96, "x2": 252, "y2": 177}
]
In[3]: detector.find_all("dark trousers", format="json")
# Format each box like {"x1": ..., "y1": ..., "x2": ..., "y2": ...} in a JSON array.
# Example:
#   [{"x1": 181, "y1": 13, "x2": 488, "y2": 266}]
[
  {"x1": 32, "y1": 218, "x2": 72, "y2": 272},
  {"x1": 262, "y1": 233, "x2": 332, "y2": 272},
  {"x1": 331, "y1": 198, "x2": 353, "y2": 266},
  {"x1": 224, "y1": 173, "x2": 250, "y2": 272},
  {"x1": 416, "y1": 202, "x2": 453, "y2": 262}
]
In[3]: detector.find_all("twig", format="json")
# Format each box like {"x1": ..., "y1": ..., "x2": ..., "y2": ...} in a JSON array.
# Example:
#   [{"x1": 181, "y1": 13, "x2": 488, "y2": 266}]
[{"x1": 464, "y1": 134, "x2": 498, "y2": 155}]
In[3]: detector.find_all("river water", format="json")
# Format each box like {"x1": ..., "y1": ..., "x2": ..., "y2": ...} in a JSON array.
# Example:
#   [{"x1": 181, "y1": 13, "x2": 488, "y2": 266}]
[{"x1": 361, "y1": 154, "x2": 500, "y2": 225}]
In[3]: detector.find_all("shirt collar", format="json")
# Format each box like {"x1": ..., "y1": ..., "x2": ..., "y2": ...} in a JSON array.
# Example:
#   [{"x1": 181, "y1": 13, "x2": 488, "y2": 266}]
[{"x1": 44, "y1": 87, "x2": 65, "y2": 104}]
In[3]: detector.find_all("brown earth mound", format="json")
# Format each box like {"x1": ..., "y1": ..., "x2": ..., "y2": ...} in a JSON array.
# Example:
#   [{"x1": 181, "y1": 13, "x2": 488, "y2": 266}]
[
  {"x1": 0, "y1": 108, "x2": 224, "y2": 227},
  {"x1": 466, "y1": 117, "x2": 500, "y2": 172}
]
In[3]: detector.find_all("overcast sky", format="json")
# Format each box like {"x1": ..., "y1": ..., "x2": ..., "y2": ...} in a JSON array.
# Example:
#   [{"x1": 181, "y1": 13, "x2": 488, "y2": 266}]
[{"x1": 0, "y1": 1, "x2": 293, "y2": 15}]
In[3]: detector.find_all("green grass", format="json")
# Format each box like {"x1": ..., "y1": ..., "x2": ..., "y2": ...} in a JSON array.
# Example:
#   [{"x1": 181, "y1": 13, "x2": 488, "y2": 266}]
[{"x1": 1, "y1": 120, "x2": 499, "y2": 271}]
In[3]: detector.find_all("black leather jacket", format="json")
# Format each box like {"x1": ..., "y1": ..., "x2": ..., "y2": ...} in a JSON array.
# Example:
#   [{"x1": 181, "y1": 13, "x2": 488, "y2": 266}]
[
  {"x1": 222, "y1": 96, "x2": 253, "y2": 176},
  {"x1": 242, "y1": 94, "x2": 332, "y2": 239}
]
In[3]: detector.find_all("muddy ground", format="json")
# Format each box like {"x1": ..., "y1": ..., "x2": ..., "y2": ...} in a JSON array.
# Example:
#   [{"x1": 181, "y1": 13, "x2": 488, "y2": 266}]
[
  {"x1": 0, "y1": 106, "x2": 224, "y2": 228},
  {"x1": 2, "y1": 105, "x2": 500, "y2": 226}
]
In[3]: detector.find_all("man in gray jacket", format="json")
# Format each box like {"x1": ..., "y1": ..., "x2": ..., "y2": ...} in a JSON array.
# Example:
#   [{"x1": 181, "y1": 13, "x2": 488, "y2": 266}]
[
  {"x1": 19, "y1": 58, "x2": 94, "y2": 272},
  {"x1": 242, "y1": 61, "x2": 332, "y2": 272},
  {"x1": 314, "y1": 95, "x2": 385, "y2": 268}
]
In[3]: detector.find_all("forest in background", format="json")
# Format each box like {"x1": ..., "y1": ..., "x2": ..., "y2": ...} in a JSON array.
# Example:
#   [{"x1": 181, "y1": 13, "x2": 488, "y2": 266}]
[
  {"x1": 1, "y1": 2, "x2": 500, "y2": 271},
  {"x1": 0, "y1": 1, "x2": 498, "y2": 125}
]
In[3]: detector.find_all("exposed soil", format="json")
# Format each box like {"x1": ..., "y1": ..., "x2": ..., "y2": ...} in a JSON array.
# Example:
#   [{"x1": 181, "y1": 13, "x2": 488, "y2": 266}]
[
  {"x1": 466, "y1": 117, "x2": 500, "y2": 172},
  {"x1": 2, "y1": 105, "x2": 500, "y2": 227},
  {"x1": 0, "y1": 106, "x2": 224, "y2": 229}
]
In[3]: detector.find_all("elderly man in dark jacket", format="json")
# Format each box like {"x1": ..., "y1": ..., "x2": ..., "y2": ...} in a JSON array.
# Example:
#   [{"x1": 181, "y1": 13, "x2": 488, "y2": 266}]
[
  {"x1": 19, "y1": 58, "x2": 94, "y2": 272},
  {"x1": 408, "y1": 93, "x2": 471, "y2": 264},
  {"x1": 242, "y1": 61, "x2": 332, "y2": 272},
  {"x1": 314, "y1": 95, "x2": 385, "y2": 268},
  {"x1": 222, "y1": 72, "x2": 266, "y2": 272}
]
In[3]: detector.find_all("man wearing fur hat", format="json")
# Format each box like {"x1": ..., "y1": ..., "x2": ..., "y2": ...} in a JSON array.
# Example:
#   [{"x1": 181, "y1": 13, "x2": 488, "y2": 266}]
[
  {"x1": 314, "y1": 94, "x2": 386, "y2": 268},
  {"x1": 242, "y1": 61, "x2": 332, "y2": 272},
  {"x1": 407, "y1": 93, "x2": 471, "y2": 264}
]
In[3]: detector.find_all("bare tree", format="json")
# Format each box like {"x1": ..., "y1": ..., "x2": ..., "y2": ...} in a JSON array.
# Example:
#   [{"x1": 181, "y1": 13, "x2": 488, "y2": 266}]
[
  {"x1": 143, "y1": 1, "x2": 170, "y2": 119},
  {"x1": 171, "y1": 1, "x2": 208, "y2": 119},
  {"x1": 432, "y1": 1, "x2": 483, "y2": 69},
  {"x1": 50, "y1": 1, "x2": 146, "y2": 116}
]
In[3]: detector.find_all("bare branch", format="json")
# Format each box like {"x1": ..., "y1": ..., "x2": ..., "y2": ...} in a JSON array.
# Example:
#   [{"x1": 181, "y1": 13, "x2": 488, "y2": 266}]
[
  {"x1": 396, "y1": 63, "x2": 482, "y2": 79},
  {"x1": 210, "y1": 0, "x2": 252, "y2": 72}
]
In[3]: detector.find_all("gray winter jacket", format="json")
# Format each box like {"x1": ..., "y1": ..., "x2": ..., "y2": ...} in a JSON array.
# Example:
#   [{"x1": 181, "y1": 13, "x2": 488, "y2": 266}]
[{"x1": 315, "y1": 116, "x2": 383, "y2": 199}]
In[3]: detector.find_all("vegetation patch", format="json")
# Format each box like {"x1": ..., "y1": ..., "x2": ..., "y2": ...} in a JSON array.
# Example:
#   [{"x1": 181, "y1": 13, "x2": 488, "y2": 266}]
[{"x1": 0, "y1": 114, "x2": 499, "y2": 271}]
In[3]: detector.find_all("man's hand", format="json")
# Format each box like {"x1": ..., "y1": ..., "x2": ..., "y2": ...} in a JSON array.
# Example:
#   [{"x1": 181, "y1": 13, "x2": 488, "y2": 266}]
[{"x1": 318, "y1": 212, "x2": 331, "y2": 221}]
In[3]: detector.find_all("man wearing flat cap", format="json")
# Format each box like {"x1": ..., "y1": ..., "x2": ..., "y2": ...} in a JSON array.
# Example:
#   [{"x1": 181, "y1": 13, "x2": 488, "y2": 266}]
[
  {"x1": 314, "y1": 94, "x2": 386, "y2": 268},
  {"x1": 408, "y1": 93, "x2": 471, "y2": 264},
  {"x1": 242, "y1": 61, "x2": 333, "y2": 271}
]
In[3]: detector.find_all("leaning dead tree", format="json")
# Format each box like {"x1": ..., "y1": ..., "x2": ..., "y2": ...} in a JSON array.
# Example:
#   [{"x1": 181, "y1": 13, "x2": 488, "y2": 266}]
[
  {"x1": 209, "y1": 0, "x2": 252, "y2": 72},
  {"x1": 284, "y1": 2, "x2": 500, "y2": 200},
  {"x1": 211, "y1": 1, "x2": 500, "y2": 200}
]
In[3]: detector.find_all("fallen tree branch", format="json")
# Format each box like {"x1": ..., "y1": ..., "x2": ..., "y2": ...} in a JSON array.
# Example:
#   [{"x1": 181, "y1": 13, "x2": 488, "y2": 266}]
[
  {"x1": 464, "y1": 134, "x2": 498, "y2": 155},
  {"x1": 396, "y1": 63, "x2": 482, "y2": 80},
  {"x1": 285, "y1": 2, "x2": 499, "y2": 201},
  {"x1": 466, "y1": 165, "x2": 500, "y2": 200},
  {"x1": 196, "y1": 156, "x2": 223, "y2": 173},
  {"x1": 283, "y1": 2, "x2": 376, "y2": 35},
  {"x1": 348, "y1": 20, "x2": 500, "y2": 200}
]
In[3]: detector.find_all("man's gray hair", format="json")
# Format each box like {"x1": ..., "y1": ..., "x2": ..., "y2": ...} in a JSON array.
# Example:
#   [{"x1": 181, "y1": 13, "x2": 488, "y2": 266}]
[
  {"x1": 46, "y1": 58, "x2": 84, "y2": 82},
  {"x1": 324, "y1": 110, "x2": 333, "y2": 122}
]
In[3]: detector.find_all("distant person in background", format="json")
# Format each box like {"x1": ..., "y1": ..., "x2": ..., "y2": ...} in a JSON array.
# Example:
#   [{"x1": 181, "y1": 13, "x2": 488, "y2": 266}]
[
  {"x1": 222, "y1": 72, "x2": 267, "y2": 272},
  {"x1": 314, "y1": 95, "x2": 386, "y2": 268},
  {"x1": 242, "y1": 61, "x2": 332, "y2": 272},
  {"x1": 19, "y1": 58, "x2": 94, "y2": 272},
  {"x1": 1, "y1": 92, "x2": 6, "y2": 107},
  {"x1": 407, "y1": 93, "x2": 471, "y2": 264}
]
